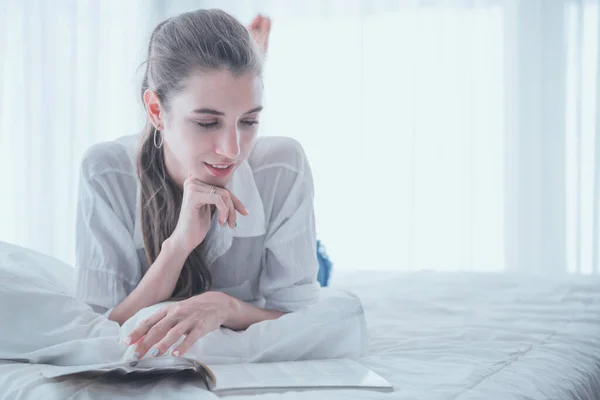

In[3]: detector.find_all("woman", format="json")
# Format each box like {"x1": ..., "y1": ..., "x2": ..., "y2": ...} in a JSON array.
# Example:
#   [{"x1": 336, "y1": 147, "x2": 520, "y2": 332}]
[{"x1": 75, "y1": 9, "x2": 319, "y2": 361}]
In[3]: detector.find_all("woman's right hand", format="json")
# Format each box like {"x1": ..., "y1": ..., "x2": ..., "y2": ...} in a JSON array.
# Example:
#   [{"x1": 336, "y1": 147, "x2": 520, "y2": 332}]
[{"x1": 170, "y1": 175, "x2": 248, "y2": 254}]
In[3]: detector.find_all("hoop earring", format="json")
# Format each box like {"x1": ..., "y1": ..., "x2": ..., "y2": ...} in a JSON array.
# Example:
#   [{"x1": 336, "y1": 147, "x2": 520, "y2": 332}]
[{"x1": 153, "y1": 127, "x2": 163, "y2": 149}]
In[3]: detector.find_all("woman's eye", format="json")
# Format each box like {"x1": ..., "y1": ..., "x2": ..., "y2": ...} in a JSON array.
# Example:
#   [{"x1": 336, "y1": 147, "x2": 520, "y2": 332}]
[
  {"x1": 241, "y1": 120, "x2": 259, "y2": 127},
  {"x1": 196, "y1": 121, "x2": 218, "y2": 128}
]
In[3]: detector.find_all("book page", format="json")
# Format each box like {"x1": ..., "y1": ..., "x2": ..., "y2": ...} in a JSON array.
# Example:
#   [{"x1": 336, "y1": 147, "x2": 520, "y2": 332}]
[
  {"x1": 40, "y1": 355, "x2": 215, "y2": 389},
  {"x1": 208, "y1": 359, "x2": 392, "y2": 392}
]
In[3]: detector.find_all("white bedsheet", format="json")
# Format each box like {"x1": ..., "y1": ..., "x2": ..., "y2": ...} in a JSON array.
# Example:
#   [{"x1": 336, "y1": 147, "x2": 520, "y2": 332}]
[{"x1": 2, "y1": 270, "x2": 600, "y2": 400}]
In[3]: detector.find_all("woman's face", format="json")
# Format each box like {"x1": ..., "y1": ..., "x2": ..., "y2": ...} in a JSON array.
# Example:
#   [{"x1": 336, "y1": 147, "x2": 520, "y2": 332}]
[{"x1": 156, "y1": 70, "x2": 263, "y2": 188}]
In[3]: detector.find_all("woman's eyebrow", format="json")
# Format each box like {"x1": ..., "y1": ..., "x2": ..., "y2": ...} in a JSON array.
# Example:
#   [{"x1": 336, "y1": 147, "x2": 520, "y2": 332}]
[
  {"x1": 243, "y1": 106, "x2": 263, "y2": 115},
  {"x1": 192, "y1": 106, "x2": 263, "y2": 116},
  {"x1": 192, "y1": 108, "x2": 225, "y2": 116}
]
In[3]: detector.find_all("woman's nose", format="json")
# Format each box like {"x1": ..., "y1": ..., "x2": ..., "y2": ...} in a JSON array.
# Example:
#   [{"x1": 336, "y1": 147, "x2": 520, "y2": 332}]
[{"x1": 215, "y1": 129, "x2": 241, "y2": 159}]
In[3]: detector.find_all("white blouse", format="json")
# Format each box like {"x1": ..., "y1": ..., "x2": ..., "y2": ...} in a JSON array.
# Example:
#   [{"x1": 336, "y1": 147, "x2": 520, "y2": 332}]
[{"x1": 74, "y1": 134, "x2": 320, "y2": 315}]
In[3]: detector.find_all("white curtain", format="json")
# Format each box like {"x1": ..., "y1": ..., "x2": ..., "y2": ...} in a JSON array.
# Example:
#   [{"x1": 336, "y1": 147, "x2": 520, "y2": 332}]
[
  {"x1": 0, "y1": 0, "x2": 160, "y2": 263},
  {"x1": 0, "y1": 0, "x2": 598, "y2": 275}
]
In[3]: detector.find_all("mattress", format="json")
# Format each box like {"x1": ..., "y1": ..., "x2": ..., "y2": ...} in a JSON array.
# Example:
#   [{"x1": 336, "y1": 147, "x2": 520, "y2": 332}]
[{"x1": 2, "y1": 270, "x2": 600, "y2": 400}]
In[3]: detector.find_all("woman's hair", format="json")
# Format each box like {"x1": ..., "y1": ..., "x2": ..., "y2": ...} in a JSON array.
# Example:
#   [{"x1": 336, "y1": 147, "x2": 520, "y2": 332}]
[{"x1": 137, "y1": 9, "x2": 263, "y2": 300}]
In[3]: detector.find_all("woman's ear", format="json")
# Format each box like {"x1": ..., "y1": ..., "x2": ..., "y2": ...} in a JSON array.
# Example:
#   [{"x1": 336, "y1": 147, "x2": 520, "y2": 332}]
[{"x1": 143, "y1": 89, "x2": 163, "y2": 130}]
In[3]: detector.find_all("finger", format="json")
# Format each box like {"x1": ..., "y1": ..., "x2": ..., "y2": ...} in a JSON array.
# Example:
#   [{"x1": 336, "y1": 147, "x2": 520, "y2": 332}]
[
  {"x1": 195, "y1": 192, "x2": 228, "y2": 225},
  {"x1": 184, "y1": 178, "x2": 237, "y2": 226},
  {"x1": 215, "y1": 190, "x2": 236, "y2": 228},
  {"x1": 128, "y1": 334, "x2": 145, "y2": 348},
  {"x1": 156, "y1": 322, "x2": 195, "y2": 357},
  {"x1": 133, "y1": 335, "x2": 146, "y2": 345},
  {"x1": 211, "y1": 193, "x2": 229, "y2": 226},
  {"x1": 135, "y1": 316, "x2": 178, "y2": 359},
  {"x1": 186, "y1": 185, "x2": 229, "y2": 226},
  {"x1": 171, "y1": 326, "x2": 208, "y2": 357},
  {"x1": 195, "y1": 186, "x2": 236, "y2": 228},
  {"x1": 124, "y1": 306, "x2": 168, "y2": 346},
  {"x1": 227, "y1": 194, "x2": 236, "y2": 228},
  {"x1": 184, "y1": 176, "x2": 215, "y2": 193},
  {"x1": 229, "y1": 192, "x2": 248, "y2": 216},
  {"x1": 183, "y1": 174, "x2": 197, "y2": 190},
  {"x1": 185, "y1": 177, "x2": 210, "y2": 192}
]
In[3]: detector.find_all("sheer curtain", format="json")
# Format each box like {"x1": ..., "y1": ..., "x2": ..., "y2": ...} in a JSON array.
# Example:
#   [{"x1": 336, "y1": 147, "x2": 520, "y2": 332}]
[
  {"x1": 0, "y1": 0, "x2": 598, "y2": 274},
  {"x1": 0, "y1": 0, "x2": 160, "y2": 263}
]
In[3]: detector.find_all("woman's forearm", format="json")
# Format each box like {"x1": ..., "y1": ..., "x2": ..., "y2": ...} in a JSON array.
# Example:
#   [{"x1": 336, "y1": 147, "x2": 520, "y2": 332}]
[
  {"x1": 108, "y1": 237, "x2": 189, "y2": 325},
  {"x1": 220, "y1": 293, "x2": 286, "y2": 331}
]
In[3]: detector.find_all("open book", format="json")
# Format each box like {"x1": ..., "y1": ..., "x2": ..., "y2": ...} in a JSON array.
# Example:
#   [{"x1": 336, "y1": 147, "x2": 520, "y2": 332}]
[{"x1": 40, "y1": 357, "x2": 393, "y2": 396}]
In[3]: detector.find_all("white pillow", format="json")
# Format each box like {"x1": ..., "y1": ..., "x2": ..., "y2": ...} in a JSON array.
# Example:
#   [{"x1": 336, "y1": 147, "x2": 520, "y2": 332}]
[
  {"x1": 0, "y1": 241, "x2": 74, "y2": 294},
  {"x1": 0, "y1": 240, "x2": 367, "y2": 368},
  {"x1": 119, "y1": 288, "x2": 368, "y2": 364},
  {"x1": 0, "y1": 241, "x2": 123, "y2": 366}
]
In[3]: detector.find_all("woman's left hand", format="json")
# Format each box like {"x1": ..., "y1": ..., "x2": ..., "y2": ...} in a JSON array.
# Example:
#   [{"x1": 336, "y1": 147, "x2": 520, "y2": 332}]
[{"x1": 125, "y1": 292, "x2": 235, "y2": 360}]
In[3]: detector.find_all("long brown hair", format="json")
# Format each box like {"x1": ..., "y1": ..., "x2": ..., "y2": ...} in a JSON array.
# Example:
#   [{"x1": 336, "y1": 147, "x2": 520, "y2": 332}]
[{"x1": 137, "y1": 9, "x2": 262, "y2": 300}]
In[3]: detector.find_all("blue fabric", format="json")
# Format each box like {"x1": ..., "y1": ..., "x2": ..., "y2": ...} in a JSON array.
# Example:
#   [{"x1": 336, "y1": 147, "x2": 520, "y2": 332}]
[{"x1": 316, "y1": 240, "x2": 332, "y2": 287}]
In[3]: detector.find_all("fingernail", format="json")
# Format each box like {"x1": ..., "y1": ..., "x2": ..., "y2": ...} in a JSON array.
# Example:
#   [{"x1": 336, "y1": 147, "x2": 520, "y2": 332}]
[
  {"x1": 123, "y1": 337, "x2": 131, "y2": 346},
  {"x1": 132, "y1": 352, "x2": 140, "y2": 361},
  {"x1": 172, "y1": 350, "x2": 180, "y2": 357},
  {"x1": 150, "y1": 348, "x2": 159, "y2": 357}
]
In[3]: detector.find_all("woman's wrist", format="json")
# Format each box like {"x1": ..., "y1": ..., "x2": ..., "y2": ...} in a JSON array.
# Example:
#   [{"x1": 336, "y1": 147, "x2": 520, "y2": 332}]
[
  {"x1": 223, "y1": 293, "x2": 241, "y2": 324},
  {"x1": 163, "y1": 234, "x2": 194, "y2": 258},
  {"x1": 196, "y1": 291, "x2": 239, "y2": 326}
]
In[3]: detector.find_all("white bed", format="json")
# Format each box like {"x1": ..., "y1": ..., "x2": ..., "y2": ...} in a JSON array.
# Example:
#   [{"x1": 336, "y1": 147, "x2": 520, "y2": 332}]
[{"x1": 2, "y1": 269, "x2": 600, "y2": 400}]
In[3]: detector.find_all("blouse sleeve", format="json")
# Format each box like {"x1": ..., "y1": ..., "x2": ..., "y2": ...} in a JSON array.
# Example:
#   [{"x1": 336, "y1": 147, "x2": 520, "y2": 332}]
[
  {"x1": 256, "y1": 138, "x2": 321, "y2": 312},
  {"x1": 74, "y1": 143, "x2": 141, "y2": 314}
]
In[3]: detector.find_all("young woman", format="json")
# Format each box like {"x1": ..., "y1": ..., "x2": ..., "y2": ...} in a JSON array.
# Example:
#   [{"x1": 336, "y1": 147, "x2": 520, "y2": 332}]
[{"x1": 74, "y1": 9, "x2": 319, "y2": 361}]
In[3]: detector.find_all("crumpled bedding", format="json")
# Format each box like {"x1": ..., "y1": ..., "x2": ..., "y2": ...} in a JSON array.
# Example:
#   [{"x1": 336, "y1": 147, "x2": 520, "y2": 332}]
[
  {"x1": 118, "y1": 288, "x2": 367, "y2": 365},
  {"x1": 2, "y1": 241, "x2": 600, "y2": 400},
  {"x1": 0, "y1": 241, "x2": 366, "y2": 369}
]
